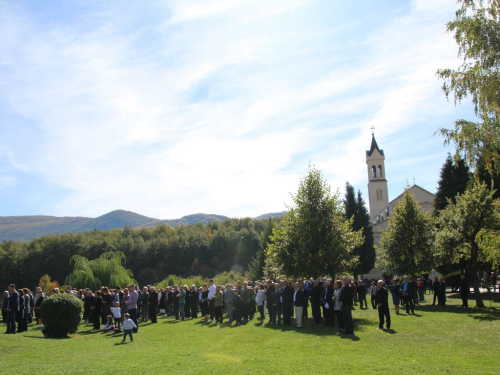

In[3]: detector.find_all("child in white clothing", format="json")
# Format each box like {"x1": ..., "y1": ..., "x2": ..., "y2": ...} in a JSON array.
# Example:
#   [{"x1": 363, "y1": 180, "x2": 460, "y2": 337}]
[
  {"x1": 112, "y1": 301, "x2": 122, "y2": 331},
  {"x1": 121, "y1": 313, "x2": 137, "y2": 343}
]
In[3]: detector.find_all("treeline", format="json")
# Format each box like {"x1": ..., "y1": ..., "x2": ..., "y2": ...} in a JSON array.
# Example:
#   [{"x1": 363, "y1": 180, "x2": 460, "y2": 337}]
[{"x1": 0, "y1": 218, "x2": 277, "y2": 289}]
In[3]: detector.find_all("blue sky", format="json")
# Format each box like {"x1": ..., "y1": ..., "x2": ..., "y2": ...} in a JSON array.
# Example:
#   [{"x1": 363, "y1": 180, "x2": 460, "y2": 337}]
[{"x1": 0, "y1": 0, "x2": 476, "y2": 219}]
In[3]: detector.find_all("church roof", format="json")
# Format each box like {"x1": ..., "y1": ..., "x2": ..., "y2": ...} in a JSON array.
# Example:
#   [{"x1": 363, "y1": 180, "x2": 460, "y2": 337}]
[{"x1": 366, "y1": 135, "x2": 384, "y2": 157}]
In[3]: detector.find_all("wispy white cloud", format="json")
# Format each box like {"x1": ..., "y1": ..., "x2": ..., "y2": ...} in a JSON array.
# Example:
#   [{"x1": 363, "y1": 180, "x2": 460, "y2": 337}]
[{"x1": 0, "y1": 0, "x2": 473, "y2": 218}]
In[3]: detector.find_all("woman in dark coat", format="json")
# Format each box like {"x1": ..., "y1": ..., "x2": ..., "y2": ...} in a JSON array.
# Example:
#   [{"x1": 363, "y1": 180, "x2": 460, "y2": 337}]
[
  {"x1": 148, "y1": 287, "x2": 158, "y2": 323},
  {"x1": 159, "y1": 289, "x2": 167, "y2": 315},
  {"x1": 200, "y1": 284, "x2": 209, "y2": 322},
  {"x1": 91, "y1": 291, "x2": 103, "y2": 330},
  {"x1": 34, "y1": 290, "x2": 44, "y2": 325},
  {"x1": 101, "y1": 287, "x2": 113, "y2": 325}
]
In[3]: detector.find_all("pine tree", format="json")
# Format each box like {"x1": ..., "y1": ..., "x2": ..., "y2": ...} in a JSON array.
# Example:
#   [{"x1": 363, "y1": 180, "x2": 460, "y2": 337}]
[
  {"x1": 434, "y1": 154, "x2": 471, "y2": 212},
  {"x1": 344, "y1": 183, "x2": 375, "y2": 279}
]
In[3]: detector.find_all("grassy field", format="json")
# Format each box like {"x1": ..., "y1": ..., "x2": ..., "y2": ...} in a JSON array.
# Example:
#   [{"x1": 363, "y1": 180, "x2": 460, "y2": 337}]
[{"x1": 1, "y1": 292, "x2": 499, "y2": 375}]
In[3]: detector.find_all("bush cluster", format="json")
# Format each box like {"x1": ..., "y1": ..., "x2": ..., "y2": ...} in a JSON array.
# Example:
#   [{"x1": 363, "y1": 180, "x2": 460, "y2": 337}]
[{"x1": 41, "y1": 294, "x2": 83, "y2": 337}]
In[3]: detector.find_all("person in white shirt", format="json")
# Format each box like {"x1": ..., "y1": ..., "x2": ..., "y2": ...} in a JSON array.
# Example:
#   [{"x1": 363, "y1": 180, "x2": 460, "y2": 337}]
[
  {"x1": 121, "y1": 313, "x2": 137, "y2": 343},
  {"x1": 111, "y1": 301, "x2": 122, "y2": 331},
  {"x1": 207, "y1": 279, "x2": 216, "y2": 322}
]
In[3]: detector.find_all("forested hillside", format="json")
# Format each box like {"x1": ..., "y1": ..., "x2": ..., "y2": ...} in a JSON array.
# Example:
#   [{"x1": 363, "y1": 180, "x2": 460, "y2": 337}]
[
  {"x1": 0, "y1": 217, "x2": 278, "y2": 289},
  {"x1": 0, "y1": 210, "x2": 285, "y2": 242}
]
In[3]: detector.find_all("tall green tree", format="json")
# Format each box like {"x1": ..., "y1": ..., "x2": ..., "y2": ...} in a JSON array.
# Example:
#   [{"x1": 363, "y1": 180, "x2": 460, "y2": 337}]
[
  {"x1": 435, "y1": 183, "x2": 500, "y2": 307},
  {"x1": 248, "y1": 218, "x2": 275, "y2": 281},
  {"x1": 434, "y1": 154, "x2": 472, "y2": 212},
  {"x1": 378, "y1": 188, "x2": 435, "y2": 276},
  {"x1": 265, "y1": 164, "x2": 362, "y2": 279},
  {"x1": 344, "y1": 183, "x2": 375, "y2": 279},
  {"x1": 437, "y1": 0, "x2": 500, "y2": 174}
]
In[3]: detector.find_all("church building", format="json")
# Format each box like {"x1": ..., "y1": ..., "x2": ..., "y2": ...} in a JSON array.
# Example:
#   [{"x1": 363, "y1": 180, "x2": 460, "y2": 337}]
[{"x1": 365, "y1": 134, "x2": 435, "y2": 277}]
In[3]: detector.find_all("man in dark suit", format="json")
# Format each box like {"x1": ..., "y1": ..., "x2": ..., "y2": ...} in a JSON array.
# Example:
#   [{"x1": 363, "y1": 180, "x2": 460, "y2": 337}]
[
  {"x1": 402, "y1": 276, "x2": 415, "y2": 314},
  {"x1": 432, "y1": 276, "x2": 440, "y2": 305},
  {"x1": 459, "y1": 274, "x2": 469, "y2": 308},
  {"x1": 282, "y1": 281, "x2": 294, "y2": 326},
  {"x1": 270, "y1": 283, "x2": 282, "y2": 325},
  {"x1": 321, "y1": 280, "x2": 334, "y2": 326},
  {"x1": 293, "y1": 282, "x2": 305, "y2": 328},
  {"x1": 375, "y1": 280, "x2": 391, "y2": 330},
  {"x1": 148, "y1": 286, "x2": 158, "y2": 323},
  {"x1": 2, "y1": 290, "x2": 9, "y2": 324},
  {"x1": 310, "y1": 280, "x2": 322, "y2": 326},
  {"x1": 5, "y1": 284, "x2": 18, "y2": 334},
  {"x1": 339, "y1": 277, "x2": 354, "y2": 334},
  {"x1": 265, "y1": 281, "x2": 274, "y2": 322}
]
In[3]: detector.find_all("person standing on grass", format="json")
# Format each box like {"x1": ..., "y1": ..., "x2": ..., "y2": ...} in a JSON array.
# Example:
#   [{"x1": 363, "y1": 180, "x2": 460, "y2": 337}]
[
  {"x1": 5, "y1": 284, "x2": 18, "y2": 334},
  {"x1": 432, "y1": 277, "x2": 440, "y2": 305},
  {"x1": 310, "y1": 280, "x2": 322, "y2": 326},
  {"x1": 34, "y1": 290, "x2": 44, "y2": 325},
  {"x1": 121, "y1": 313, "x2": 137, "y2": 343},
  {"x1": 332, "y1": 280, "x2": 344, "y2": 332},
  {"x1": 111, "y1": 301, "x2": 122, "y2": 331},
  {"x1": 390, "y1": 279, "x2": 401, "y2": 315},
  {"x1": 190, "y1": 285, "x2": 199, "y2": 319},
  {"x1": 459, "y1": 274, "x2": 469, "y2": 308},
  {"x1": 438, "y1": 278, "x2": 446, "y2": 306},
  {"x1": 293, "y1": 282, "x2": 305, "y2": 328},
  {"x1": 127, "y1": 285, "x2": 139, "y2": 332},
  {"x1": 357, "y1": 280, "x2": 367, "y2": 310},
  {"x1": 265, "y1": 280, "x2": 275, "y2": 322},
  {"x1": 369, "y1": 280, "x2": 378, "y2": 309},
  {"x1": 339, "y1": 276, "x2": 354, "y2": 335},
  {"x1": 321, "y1": 280, "x2": 334, "y2": 325},
  {"x1": 233, "y1": 289, "x2": 242, "y2": 326},
  {"x1": 91, "y1": 291, "x2": 103, "y2": 330},
  {"x1": 139, "y1": 287, "x2": 149, "y2": 322},
  {"x1": 177, "y1": 285, "x2": 186, "y2": 321},
  {"x1": 2, "y1": 290, "x2": 9, "y2": 324},
  {"x1": 224, "y1": 284, "x2": 234, "y2": 324},
  {"x1": 417, "y1": 278, "x2": 425, "y2": 302},
  {"x1": 402, "y1": 276, "x2": 415, "y2": 315},
  {"x1": 256, "y1": 284, "x2": 266, "y2": 321},
  {"x1": 213, "y1": 285, "x2": 223, "y2": 324},
  {"x1": 148, "y1": 286, "x2": 158, "y2": 323},
  {"x1": 375, "y1": 280, "x2": 391, "y2": 330}
]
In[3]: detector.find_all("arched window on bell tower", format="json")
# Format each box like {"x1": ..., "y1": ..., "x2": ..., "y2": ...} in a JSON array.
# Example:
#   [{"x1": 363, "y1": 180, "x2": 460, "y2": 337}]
[
  {"x1": 377, "y1": 165, "x2": 383, "y2": 178},
  {"x1": 371, "y1": 165, "x2": 377, "y2": 179}
]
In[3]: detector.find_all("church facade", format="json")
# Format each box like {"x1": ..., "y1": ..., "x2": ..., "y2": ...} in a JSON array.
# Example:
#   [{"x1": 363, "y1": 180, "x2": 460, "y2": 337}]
[{"x1": 365, "y1": 135, "x2": 435, "y2": 278}]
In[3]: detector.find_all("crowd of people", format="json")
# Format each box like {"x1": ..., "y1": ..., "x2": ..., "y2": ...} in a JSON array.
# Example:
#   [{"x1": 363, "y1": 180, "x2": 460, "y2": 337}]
[{"x1": 3, "y1": 273, "x2": 476, "y2": 337}]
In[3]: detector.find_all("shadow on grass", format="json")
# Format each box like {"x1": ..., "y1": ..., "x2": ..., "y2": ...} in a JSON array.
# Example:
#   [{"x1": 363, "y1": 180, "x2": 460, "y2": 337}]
[
  {"x1": 415, "y1": 303, "x2": 500, "y2": 321},
  {"x1": 78, "y1": 328, "x2": 101, "y2": 335},
  {"x1": 258, "y1": 317, "x2": 375, "y2": 338}
]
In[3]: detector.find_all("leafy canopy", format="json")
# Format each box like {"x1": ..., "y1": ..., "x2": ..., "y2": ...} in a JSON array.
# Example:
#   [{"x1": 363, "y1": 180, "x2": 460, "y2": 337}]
[
  {"x1": 378, "y1": 187, "x2": 435, "y2": 276},
  {"x1": 265, "y1": 164, "x2": 362, "y2": 279},
  {"x1": 437, "y1": 0, "x2": 500, "y2": 174},
  {"x1": 435, "y1": 183, "x2": 500, "y2": 307}
]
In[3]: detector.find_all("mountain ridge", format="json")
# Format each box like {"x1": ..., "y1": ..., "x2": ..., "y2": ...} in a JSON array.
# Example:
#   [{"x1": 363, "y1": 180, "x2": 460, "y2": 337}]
[{"x1": 0, "y1": 210, "x2": 286, "y2": 242}]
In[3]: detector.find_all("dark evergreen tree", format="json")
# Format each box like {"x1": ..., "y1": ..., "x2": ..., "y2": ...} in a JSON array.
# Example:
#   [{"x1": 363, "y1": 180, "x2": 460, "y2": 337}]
[
  {"x1": 476, "y1": 152, "x2": 500, "y2": 200},
  {"x1": 434, "y1": 154, "x2": 471, "y2": 212},
  {"x1": 344, "y1": 183, "x2": 375, "y2": 279}
]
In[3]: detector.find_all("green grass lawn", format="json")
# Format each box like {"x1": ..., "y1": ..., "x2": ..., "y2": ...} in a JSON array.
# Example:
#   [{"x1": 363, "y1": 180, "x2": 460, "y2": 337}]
[{"x1": 2, "y1": 292, "x2": 499, "y2": 375}]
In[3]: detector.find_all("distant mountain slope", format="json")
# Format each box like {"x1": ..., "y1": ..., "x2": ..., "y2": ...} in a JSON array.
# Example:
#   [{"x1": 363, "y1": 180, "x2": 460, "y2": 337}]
[
  {"x1": 0, "y1": 211, "x2": 284, "y2": 242},
  {"x1": 0, "y1": 216, "x2": 91, "y2": 242},
  {"x1": 254, "y1": 212, "x2": 287, "y2": 220},
  {"x1": 137, "y1": 213, "x2": 229, "y2": 228},
  {"x1": 71, "y1": 210, "x2": 160, "y2": 232}
]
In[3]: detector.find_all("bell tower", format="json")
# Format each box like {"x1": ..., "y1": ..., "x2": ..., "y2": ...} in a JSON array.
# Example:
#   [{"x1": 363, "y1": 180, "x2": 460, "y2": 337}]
[{"x1": 366, "y1": 133, "x2": 389, "y2": 219}]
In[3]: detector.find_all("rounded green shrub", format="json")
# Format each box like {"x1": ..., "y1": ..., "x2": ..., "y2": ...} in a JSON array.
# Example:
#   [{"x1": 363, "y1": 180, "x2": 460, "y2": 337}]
[{"x1": 41, "y1": 294, "x2": 83, "y2": 337}]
